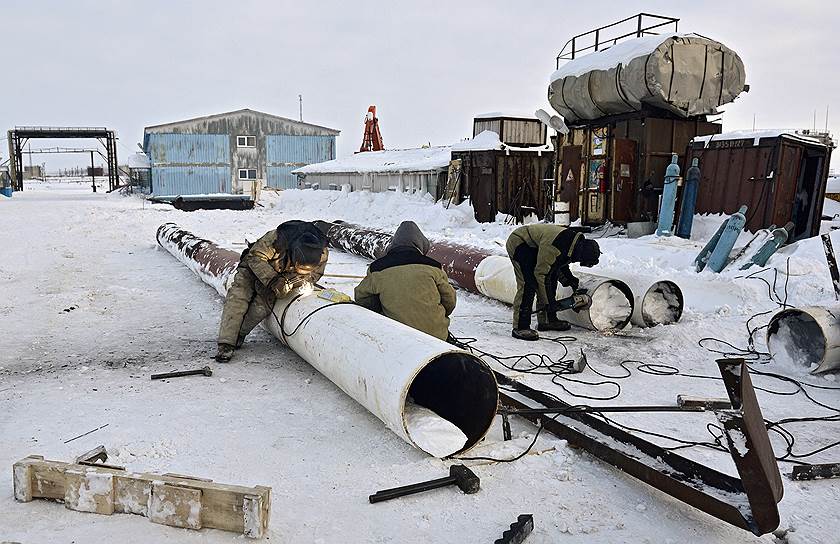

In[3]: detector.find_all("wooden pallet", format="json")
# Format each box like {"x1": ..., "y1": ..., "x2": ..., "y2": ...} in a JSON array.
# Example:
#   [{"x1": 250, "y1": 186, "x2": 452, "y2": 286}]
[{"x1": 13, "y1": 455, "x2": 271, "y2": 538}]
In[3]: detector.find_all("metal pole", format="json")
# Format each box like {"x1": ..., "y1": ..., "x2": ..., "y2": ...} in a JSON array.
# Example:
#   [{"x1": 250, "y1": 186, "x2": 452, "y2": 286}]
[
  {"x1": 299, "y1": 94, "x2": 303, "y2": 122},
  {"x1": 90, "y1": 151, "x2": 96, "y2": 193}
]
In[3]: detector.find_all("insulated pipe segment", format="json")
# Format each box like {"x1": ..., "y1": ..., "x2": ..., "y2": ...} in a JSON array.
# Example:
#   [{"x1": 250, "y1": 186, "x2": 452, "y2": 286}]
[
  {"x1": 156, "y1": 222, "x2": 499, "y2": 456},
  {"x1": 597, "y1": 274, "x2": 684, "y2": 327},
  {"x1": 316, "y1": 221, "x2": 635, "y2": 331},
  {"x1": 766, "y1": 306, "x2": 840, "y2": 374}
]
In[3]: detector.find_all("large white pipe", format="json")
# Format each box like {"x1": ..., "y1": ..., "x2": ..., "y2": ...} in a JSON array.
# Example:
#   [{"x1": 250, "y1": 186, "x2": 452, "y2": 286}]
[
  {"x1": 473, "y1": 256, "x2": 634, "y2": 331},
  {"x1": 766, "y1": 306, "x2": 840, "y2": 374},
  {"x1": 156, "y1": 223, "x2": 499, "y2": 456}
]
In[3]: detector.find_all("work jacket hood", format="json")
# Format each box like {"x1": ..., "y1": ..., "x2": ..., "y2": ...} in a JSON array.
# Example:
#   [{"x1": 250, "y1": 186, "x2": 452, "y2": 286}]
[{"x1": 386, "y1": 221, "x2": 430, "y2": 255}]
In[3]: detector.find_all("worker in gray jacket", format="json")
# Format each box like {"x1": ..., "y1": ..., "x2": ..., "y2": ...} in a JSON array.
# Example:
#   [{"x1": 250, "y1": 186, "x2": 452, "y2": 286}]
[{"x1": 506, "y1": 224, "x2": 600, "y2": 341}]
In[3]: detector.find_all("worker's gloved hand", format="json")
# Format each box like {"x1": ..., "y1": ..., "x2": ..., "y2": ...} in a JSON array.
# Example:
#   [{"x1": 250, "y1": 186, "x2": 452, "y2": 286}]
[
  {"x1": 574, "y1": 287, "x2": 588, "y2": 296},
  {"x1": 272, "y1": 271, "x2": 308, "y2": 297}
]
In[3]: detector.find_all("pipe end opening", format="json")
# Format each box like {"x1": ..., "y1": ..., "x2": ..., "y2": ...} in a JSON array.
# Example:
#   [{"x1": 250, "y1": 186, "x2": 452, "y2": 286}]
[{"x1": 404, "y1": 352, "x2": 498, "y2": 457}]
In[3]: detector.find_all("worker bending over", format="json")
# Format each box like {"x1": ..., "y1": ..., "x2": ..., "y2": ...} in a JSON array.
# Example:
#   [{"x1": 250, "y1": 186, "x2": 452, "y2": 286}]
[
  {"x1": 355, "y1": 221, "x2": 456, "y2": 340},
  {"x1": 506, "y1": 224, "x2": 600, "y2": 341},
  {"x1": 215, "y1": 220, "x2": 328, "y2": 362}
]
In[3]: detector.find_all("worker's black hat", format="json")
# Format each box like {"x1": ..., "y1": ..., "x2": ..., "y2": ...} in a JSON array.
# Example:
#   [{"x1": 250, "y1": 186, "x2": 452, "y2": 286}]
[{"x1": 572, "y1": 238, "x2": 601, "y2": 267}]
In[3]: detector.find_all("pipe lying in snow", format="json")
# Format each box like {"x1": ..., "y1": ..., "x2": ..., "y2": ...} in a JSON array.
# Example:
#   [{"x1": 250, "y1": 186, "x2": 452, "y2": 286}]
[
  {"x1": 156, "y1": 223, "x2": 499, "y2": 457},
  {"x1": 601, "y1": 275, "x2": 684, "y2": 327},
  {"x1": 315, "y1": 221, "x2": 641, "y2": 331},
  {"x1": 767, "y1": 306, "x2": 840, "y2": 374}
]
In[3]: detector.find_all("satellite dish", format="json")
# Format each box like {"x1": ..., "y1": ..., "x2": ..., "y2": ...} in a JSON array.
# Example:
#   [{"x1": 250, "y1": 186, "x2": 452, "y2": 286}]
[{"x1": 534, "y1": 109, "x2": 569, "y2": 135}]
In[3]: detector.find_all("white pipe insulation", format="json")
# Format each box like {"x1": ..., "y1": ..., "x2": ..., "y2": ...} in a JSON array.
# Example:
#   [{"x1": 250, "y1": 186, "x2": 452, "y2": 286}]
[
  {"x1": 766, "y1": 306, "x2": 840, "y2": 374},
  {"x1": 156, "y1": 223, "x2": 499, "y2": 457}
]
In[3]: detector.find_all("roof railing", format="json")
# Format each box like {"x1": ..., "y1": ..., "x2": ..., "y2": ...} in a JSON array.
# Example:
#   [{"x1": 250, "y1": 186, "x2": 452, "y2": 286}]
[{"x1": 555, "y1": 13, "x2": 680, "y2": 68}]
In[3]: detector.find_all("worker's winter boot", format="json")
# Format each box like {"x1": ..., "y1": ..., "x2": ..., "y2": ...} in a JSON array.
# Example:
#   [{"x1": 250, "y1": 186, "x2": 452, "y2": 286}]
[
  {"x1": 511, "y1": 328, "x2": 540, "y2": 341},
  {"x1": 537, "y1": 320, "x2": 571, "y2": 332},
  {"x1": 214, "y1": 343, "x2": 235, "y2": 363}
]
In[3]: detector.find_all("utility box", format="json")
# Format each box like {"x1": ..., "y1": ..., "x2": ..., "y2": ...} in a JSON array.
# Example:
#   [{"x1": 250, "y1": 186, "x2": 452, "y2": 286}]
[
  {"x1": 686, "y1": 130, "x2": 834, "y2": 241},
  {"x1": 557, "y1": 113, "x2": 721, "y2": 226}
]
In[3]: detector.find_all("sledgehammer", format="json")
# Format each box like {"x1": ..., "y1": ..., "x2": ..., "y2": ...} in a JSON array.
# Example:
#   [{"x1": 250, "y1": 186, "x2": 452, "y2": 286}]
[{"x1": 369, "y1": 464, "x2": 480, "y2": 503}]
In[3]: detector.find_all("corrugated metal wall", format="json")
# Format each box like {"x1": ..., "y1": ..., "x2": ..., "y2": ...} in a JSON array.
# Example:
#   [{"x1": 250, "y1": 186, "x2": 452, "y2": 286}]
[
  {"x1": 266, "y1": 135, "x2": 335, "y2": 188},
  {"x1": 146, "y1": 134, "x2": 230, "y2": 195},
  {"x1": 152, "y1": 167, "x2": 232, "y2": 195}
]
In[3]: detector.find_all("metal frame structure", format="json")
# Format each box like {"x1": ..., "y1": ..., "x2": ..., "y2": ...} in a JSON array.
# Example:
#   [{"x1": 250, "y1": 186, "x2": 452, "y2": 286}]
[
  {"x1": 7, "y1": 126, "x2": 119, "y2": 191},
  {"x1": 555, "y1": 13, "x2": 680, "y2": 68}
]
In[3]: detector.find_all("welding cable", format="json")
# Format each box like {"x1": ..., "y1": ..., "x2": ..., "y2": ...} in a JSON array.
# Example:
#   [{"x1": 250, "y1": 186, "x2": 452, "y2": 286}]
[
  {"x1": 451, "y1": 334, "x2": 623, "y2": 401},
  {"x1": 448, "y1": 419, "x2": 548, "y2": 463}
]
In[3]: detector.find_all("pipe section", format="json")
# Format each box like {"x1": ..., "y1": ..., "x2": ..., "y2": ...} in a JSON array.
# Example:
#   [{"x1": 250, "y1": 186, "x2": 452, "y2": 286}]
[
  {"x1": 156, "y1": 223, "x2": 499, "y2": 456},
  {"x1": 600, "y1": 275, "x2": 684, "y2": 327},
  {"x1": 316, "y1": 221, "x2": 636, "y2": 331},
  {"x1": 766, "y1": 306, "x2": 840, "y2": 374}
]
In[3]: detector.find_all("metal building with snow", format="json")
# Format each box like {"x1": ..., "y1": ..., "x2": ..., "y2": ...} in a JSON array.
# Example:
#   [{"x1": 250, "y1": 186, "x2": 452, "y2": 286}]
[{"x1": 143, "y1": 109, "x2": 339, "y2": 196}]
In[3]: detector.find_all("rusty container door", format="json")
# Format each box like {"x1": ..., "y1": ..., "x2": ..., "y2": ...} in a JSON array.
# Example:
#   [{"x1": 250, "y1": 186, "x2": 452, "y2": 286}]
[
  {"x1": 560, "y1": 145, "x2": 582, "y2": 222},
  {"x1": 610, "y1": 138, "x2": 637, "y2": 224},
  {"x1": 582, "y1": 127, "x2": 609, "y2": 225}
]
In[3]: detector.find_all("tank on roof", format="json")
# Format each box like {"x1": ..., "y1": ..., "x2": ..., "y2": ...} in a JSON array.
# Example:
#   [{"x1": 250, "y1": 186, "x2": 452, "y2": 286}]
[{"x1": 548, "y1": 34, "x2": 748, "y2": 124}]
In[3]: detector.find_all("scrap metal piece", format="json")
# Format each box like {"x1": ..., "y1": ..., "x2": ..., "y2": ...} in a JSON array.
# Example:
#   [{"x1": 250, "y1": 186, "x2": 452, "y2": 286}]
[
  {"x1": 75, "y1": 445, "x2": 108, "y2": 465},
  {"x1": 789, "y1": 463, "x2": 840, "y2": 481},
  {"x1": 151, "y1": 366, "x2": 213, "y2": 380},
  {"x1": 495, "y1": 514, "x2": 534, "y2": 544},
  {"x1": 497, "y1": 358, "x2": 782, "y2": 536},
  {"x1": 677, "y1": 395, "x2": 733, "y2": 410}
]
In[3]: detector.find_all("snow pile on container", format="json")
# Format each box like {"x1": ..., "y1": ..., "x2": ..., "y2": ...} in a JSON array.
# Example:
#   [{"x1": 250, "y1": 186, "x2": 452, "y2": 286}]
[
  {"x1": 548, "y1": 33, "x2": 747, "y2": 123},
  {"x1": 451, "y1": 130, "x2": 504, "y2": 152}
]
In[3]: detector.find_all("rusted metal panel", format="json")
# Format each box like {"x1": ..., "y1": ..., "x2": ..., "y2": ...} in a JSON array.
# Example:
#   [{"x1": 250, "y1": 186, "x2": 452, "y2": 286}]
[
  {"x1": 559, "y1": 145, "x2": 582, "y2": 222},
  {"x1": 687, "y1": 135, "x2": 830, "y2": 238},
  {"x1": 610, "y1": 138, "x2": 637, "y2": 223},
  {"x1": 455, "y1": 150, "x2": 554, "y2": 223}
]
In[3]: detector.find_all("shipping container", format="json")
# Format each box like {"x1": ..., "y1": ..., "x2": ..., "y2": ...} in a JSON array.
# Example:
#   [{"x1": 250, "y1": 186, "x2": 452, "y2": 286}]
[
  {"x1": 473, "y1": 115, "x2": 546, "y2": 148},
  {"x1": 686, "y1": 131, "x2": 833, "y2": 241}
]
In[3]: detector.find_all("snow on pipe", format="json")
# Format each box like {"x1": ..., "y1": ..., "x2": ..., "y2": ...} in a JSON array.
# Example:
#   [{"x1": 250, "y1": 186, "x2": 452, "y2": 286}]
[
  {"x1": 766, "y1": 306, "x2": 840, "y2": 374},
  {"x1": 314, "y1": 221, "x2": 636, "y2": 331},
  {"x1": 156, "y1": 222, "x2": 499, "y2": 457}
]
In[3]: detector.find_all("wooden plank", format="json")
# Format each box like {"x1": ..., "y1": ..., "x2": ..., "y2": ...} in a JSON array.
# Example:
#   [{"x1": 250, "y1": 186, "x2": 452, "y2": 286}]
[
  {"x1": 12, "y1": 456, "x2": 271, "y2": 538},
  {"x1": 149, "y1": 482, "x2": 202, "y2": 529},
  {"x1": 64, "y1": 468, "x2": 115, "y2": 514}
]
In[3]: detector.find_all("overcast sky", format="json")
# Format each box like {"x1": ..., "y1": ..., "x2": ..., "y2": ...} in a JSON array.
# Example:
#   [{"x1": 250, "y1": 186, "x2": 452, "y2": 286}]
[{"x1": 2, "y1": 0, "x2": 838, "y2": 171}]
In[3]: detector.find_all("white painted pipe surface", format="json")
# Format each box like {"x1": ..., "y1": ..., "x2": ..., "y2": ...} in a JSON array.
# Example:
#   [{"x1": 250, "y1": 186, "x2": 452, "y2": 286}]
[
  {"x1": 473, "y1": 255, "x2": 634, "y2": 331},
  {"x1": 766, "y1": 306, "x2": 840, "y2": 374},
  {"x1": 157, "y1": 223, "x2": 499, "y2": 456}
]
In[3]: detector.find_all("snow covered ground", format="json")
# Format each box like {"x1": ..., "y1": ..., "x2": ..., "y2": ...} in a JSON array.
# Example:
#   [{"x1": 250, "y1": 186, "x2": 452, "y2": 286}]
[{"x1": 2, "y1": 180, "x2": 840, "y2": 543}]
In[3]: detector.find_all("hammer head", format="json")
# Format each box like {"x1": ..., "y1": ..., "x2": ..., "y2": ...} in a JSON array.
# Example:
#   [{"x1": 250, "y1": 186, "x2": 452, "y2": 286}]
[
  {"x1": 202, "y1": 366, "x2": 213, "y2": 377},
  {"x1": 449, "y1": 464, "x2": 480, "y2": 494}
]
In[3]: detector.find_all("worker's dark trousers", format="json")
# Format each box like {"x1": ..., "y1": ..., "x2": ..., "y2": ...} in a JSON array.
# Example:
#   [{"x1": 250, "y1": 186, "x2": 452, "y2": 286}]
[
  {"x1": 217, "y1": 267, "x2": 277, "y2": 347},
  {"x1": 506, "y1": 240, "x2": 559, "y2": 330}
]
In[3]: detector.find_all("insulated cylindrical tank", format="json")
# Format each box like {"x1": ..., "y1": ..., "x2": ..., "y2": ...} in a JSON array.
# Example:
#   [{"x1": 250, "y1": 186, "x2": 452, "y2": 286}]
[
  {"x1": 766, "y1": 306, "x2": 840, "y2": 374},
  {"x1": 548, "y1": 34, "x2": 747, "y2": 123},
  {"x1": 156, "y1": 223, "x2": 499, "y2": 456}
]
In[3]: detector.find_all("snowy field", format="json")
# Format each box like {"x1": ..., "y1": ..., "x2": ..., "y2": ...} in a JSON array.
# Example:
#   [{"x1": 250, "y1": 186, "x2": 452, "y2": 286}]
[{"x1": 2, "y1": 180, "x2": 840, "y2": 543}]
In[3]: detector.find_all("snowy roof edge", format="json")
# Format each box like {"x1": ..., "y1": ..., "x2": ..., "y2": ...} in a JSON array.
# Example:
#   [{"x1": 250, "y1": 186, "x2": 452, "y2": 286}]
[
  {"x1": 692, "y1": 129, "x2": 827, "y2": 148},
  {"x1": 144, "y1": 108, "x2": 340, "y2": 134}
]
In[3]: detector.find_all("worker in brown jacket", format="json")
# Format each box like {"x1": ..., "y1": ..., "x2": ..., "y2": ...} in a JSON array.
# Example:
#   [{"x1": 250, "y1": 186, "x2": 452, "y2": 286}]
[
  {"x1": 215, "y1": 220, "x2": 328, "y2": 362},
  {"x1": 354, "y1": 221, "x2": 456, "y2": 340},
  {"x1": 506, "y1": 224, "x2": 600, "y2": 341}
]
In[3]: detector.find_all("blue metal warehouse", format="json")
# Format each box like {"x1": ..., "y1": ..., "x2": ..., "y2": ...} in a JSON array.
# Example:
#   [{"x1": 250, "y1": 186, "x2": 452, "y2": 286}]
[{"x1": 142, "y1": 108, "x2": 339, "y2": 196}]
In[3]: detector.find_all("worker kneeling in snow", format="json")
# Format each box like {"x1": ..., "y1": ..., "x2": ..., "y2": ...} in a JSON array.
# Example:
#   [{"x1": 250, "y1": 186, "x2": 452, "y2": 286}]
[
  {"x1": 354, "y1": 221, "x2": 456, "y2": 340},
  {"x1": 506, "y1": 224, "x2": 600, "y2": 341},
  {"x1": 215, "y1": 221, "x2": 328, "y2": 362}
]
